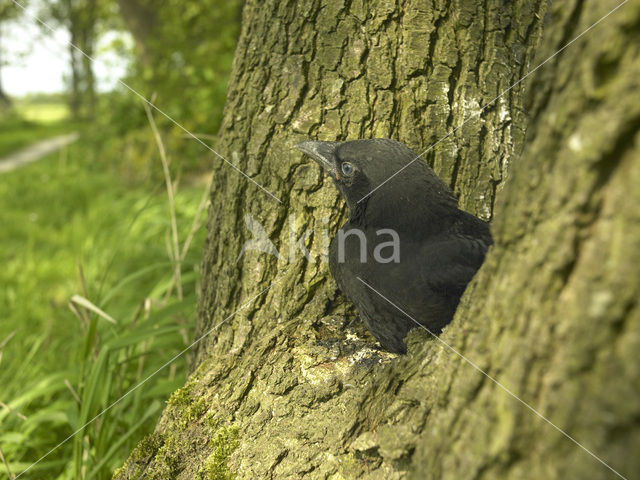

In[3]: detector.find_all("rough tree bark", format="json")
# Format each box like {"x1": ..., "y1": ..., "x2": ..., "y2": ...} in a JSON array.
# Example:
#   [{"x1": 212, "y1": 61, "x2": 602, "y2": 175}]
[{"x1": 115, "y1": 0, "x2": 639, "y2": 479}]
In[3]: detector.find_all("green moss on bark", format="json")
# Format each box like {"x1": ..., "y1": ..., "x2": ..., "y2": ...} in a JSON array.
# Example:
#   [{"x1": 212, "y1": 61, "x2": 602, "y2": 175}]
[{"x1": 200, "y1": 422, "x2": 240, "y2": 480}]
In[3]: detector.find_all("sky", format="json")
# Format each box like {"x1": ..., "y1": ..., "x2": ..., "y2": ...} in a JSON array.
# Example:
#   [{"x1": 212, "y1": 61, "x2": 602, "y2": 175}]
[{"x1": 1, "y1": 6, "x2": 129, "y2": 97}]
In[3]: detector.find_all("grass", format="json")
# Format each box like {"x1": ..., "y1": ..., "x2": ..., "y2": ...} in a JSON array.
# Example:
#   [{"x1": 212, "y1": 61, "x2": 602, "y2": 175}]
[
  {"x1": 0, "y1": 101, "x2": 74, "y2": 158},
  {"x1": 0, "y1": 117, "x2": 75, "y2": 158},
  {"x1": 0, "y1": 117, "x2": 210, "y2": 479}
]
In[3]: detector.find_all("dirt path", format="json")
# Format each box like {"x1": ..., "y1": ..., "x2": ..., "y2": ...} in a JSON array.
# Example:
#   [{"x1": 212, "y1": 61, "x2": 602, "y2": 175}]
[{"x1": 0, "y1": 132, "x2": 79, "y2": 174}]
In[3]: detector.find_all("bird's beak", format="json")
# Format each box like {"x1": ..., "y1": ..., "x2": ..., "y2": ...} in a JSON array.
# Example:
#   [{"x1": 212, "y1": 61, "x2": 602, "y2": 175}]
[{"x1": 295, "y1": 141, "x2": 339, "y2": 178}]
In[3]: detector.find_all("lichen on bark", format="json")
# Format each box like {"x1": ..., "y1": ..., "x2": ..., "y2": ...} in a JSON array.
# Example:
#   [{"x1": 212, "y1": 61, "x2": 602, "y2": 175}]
[{"x1": 115, "y1": 0, "x2": 640, "y2": 479}]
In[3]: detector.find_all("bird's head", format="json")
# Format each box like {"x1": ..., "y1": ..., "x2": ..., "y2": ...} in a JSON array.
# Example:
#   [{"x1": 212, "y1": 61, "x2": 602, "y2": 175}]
[{"x1": 296, "y1": 138, "x2": 458, "y2": 231}]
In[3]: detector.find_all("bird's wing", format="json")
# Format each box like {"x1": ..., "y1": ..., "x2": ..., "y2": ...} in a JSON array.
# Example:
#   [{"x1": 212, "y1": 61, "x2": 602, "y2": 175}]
[
  {"x1": 356, "y1": 231, "x2": 491, "y2": 310},
  {"x1": 418, "y1": 233, "x2": 491, "y2": 298}
]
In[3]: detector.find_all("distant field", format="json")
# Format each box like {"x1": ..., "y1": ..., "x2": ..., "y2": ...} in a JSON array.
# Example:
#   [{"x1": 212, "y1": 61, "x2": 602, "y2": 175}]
[
  {"x1": 15, "y1": 101, "x2": 70, "y2": 123},
  {"x1": 0, "y1": 100, "x2": 74, "y2": 157}
]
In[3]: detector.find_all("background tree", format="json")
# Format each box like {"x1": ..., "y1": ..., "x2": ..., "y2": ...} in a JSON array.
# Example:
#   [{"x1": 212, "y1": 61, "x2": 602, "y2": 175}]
[
  {"x1": 41, "y1": 0, "x2": 110, "y2": 119},
  {"x1": 114, "y1": 0, "x2": 241, "y2": 134},
  {"x1": 113, "y1": 0, "x2": 155, "y2": 65},
  {"x1": 106, "y1": 0, "x2": 639, "y2": 478},
  {"x1": 0, "y1": 0, "x2": 25, "y2": 108}
]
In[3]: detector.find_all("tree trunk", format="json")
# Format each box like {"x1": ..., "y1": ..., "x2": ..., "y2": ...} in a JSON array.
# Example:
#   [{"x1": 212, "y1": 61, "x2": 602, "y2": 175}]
[
  {"x1": 114, "y1": 0, "x2": 156, "y2": 65},
  {"x1": 0, "y1": 6, "x2": 19, "y2": 109},
  {"x1": 68, "y1": 31, "x2": 82, "y2": 119},
  {"x1": 115, "y1": 0, "x2": 640, "y2": 479},
  {"x1": 79, "y1": 7, "x2": 96, "y2": 119},
  {"x1": 79, "y1": 0, "x2": 97, "y2": 119},
  {"x1": 0, "y1": 22, "x2": 11, "y2": 108},
  {"x1": 61, "y1": 0, "x2": 98, "y2": 120}
]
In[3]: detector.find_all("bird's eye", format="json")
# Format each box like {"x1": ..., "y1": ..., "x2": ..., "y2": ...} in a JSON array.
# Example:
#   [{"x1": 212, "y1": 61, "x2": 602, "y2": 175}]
[{"x1": 341, "y1": 162, "x2": 355, "y2": 176}]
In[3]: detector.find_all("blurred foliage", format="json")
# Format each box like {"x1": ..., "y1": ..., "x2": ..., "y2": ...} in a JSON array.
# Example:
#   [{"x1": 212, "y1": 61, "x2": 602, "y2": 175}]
[
  {"x1": 0, "y1": 1, "x2": 242, "y2": 478},
  {"x1": 0, "y1": 137, "x2": 209, "y2": 479},
  {"x1": 0, "y1": 0, "x2": 25, "y2": 19},
  {"x1": 0, "y1": 0, "x2": 27, "y2": 107},
  {"x1": 134, "y1": 0, "x2": 240, "y2": 133},
  {"x1": 92, "y1": 0, "x2": 242, "y2": 174}
]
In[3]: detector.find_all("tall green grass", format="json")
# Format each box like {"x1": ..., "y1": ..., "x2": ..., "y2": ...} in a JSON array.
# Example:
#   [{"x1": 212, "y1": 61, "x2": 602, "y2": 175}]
[{"x1": 0, "y1": 131, "x2": 209, "y2": 478}]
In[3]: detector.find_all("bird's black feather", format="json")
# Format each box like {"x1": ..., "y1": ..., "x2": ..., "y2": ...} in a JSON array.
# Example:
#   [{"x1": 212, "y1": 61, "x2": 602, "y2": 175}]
[{"x1": 296, "y1": 138, "x2": 493, "y2": 353}]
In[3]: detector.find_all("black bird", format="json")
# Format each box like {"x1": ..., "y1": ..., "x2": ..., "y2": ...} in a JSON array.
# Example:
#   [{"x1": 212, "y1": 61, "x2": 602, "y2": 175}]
[{"x1": 296, "y1": 139, "x2": 492, "y2": 353}]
